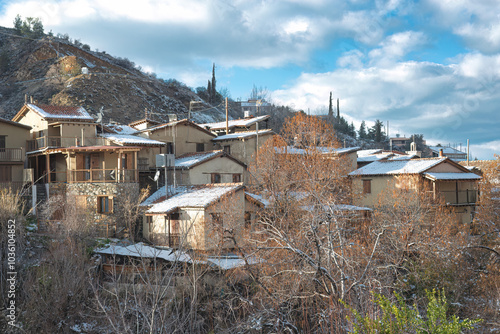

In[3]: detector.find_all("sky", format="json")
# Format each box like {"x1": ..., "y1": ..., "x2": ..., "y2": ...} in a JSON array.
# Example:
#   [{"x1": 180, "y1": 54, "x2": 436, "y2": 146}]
[{"x1": 0, "y1": 0, "x2": 499, "y2": 159}]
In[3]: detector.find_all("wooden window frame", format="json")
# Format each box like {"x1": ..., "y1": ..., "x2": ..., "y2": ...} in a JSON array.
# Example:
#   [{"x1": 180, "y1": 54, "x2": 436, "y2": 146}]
[
  {"x1": 232, "y1": 173, "x2": 241, "y2": 183},
  {"x1": 362, "y1": 179, "x2": 371, "y2": 194},
  {"x1": 211, "y1": 173, "x2": 221, "y2": 184},
  {"x1": 223, "y1": 145, "x2": 231, "y2": 154},
  {"x1": 97, "y1": 196, "x2": 113, "y2": 214}
]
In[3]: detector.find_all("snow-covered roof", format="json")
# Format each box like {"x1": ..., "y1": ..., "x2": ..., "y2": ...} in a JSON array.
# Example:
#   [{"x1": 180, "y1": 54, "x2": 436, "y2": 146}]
[
  {"x1": 349, "y1": 158, "x2": 447, "y2": 176},
  {"x1": 145, "y1": 184, "x2": 243, "y2": 214},
  {"x1": 429, "y1": 146, "x2": 466, "y2": 155},
  {"x1": 357, "y1": 149, "x2": 383, "y2": 157},
  {"x1": 357, "y1": 153, "x2": 394, "y2": 162},
  {"x1": 245, "y1": 192, "x2": 270, "y2": 207},
  {"x1": 100, "y1": 133, "x2": 164, "y2": 146},
  {"x1": 206, "y1": 255, "x2": 263, "y2": 270},
  {"x1": 301, "y1": 204, "x2": 373, "y2": 212},
  {"x1": 200, "y1": 115, "x2": 270, "y2": 131},
  {"x1": 105, "y1": 123, "x2": 139, "y2": 135},
  {"x1": 138, "y1": 119, "x2": 215, "y2": 137},
  {"x1": 174, "y1": 150, "x2": 223, "y2": 169},
  {"x1": 140, "y1": 186, "x2": 188, "y2": 207},
  {"x1": 389, "y1": 154, "x2": 417, "y2": 161},
  {"x1": 26, "y1": 103, "x2": 93, "y2": 121},
  {"x1": 423, "y1": 172, "x2": 482, "y2": 181},
  {"x1": 95, "y1": 242, "x2": 194, "y2": 263},
  {"x1": 276, "y1": 146, "x2": 359, "y2": 155},
  {"x1": 212, "y1": 129, "x2": 274, "y2": 141}
]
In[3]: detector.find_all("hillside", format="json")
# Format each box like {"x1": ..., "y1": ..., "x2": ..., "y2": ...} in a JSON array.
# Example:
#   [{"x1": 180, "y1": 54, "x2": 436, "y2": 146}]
[{"x1": 0, "y1": 25, "x2": 234, "y2": 124}]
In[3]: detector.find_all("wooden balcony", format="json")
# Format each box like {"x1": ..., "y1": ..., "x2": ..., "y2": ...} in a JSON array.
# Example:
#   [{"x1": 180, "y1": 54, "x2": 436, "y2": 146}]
[
  {"x1": 432, "y1": 190, "x2": 478, "y2": 206},
  {"x1": 27, "y1": 136, "x2": 107, "y2": 152},
  {"x1": 45, "y1": 169, "x2": 138, "y2": 183},
  {"x1": 0, "y1": 148, "x2": 23, "y2": 162}
]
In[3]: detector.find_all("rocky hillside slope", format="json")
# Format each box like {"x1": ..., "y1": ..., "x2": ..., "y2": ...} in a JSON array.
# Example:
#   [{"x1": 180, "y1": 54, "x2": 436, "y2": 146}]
[{"x1": 0, "y1": 26, "x2": 233, "y2": 124}]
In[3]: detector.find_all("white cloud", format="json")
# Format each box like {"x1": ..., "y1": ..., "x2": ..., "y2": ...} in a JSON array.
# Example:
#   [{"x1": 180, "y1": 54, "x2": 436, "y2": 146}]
[
  {"x1": 368, "y1": 31, "x2": 427, "y2": 66},
  {"x1": 272, "y1": 54, "x2": 500, "y2": 159}
]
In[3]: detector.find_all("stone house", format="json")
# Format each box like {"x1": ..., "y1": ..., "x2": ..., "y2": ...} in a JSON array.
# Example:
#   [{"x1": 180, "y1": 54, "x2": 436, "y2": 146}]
[
  {"x1": 11, "y1": 103, "x2": 141, "y2": 235},
  {"x1": 349, "y1": 157, "x2": 481, "y2": 223},
  {"x1": 141, "y1": 184, "x2": 261, "y2": 251}
]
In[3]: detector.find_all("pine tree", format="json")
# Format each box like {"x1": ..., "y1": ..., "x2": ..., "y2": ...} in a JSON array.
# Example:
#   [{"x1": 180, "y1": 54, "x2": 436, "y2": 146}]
[
  {"x1": 207, "y1": 80, "x2": 212, "y2": 103},
  {"x1": 211, "y1": 63, "x2": 216, "y2": 103},
  {"x1": 13, "y1": 15, "x2": 22, "y2": 35},
  {"x1": 328, "y1": 91, "x2": 333, "y2": 120},
  {"x1": 358, "y1": 120, "x2": 367, "y2": 139}
]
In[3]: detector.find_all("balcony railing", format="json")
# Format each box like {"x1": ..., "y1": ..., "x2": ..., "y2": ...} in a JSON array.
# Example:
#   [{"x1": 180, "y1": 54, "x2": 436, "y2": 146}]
[
  {"x1": 0, "y1": 148, "x2": 23, "y2": 162},
  {"x1": 45, "y1": 169, "x2": 138, "y2": 183},
  {"x1": 27, "y1": 136, "x2": 107, "y2": 152}
]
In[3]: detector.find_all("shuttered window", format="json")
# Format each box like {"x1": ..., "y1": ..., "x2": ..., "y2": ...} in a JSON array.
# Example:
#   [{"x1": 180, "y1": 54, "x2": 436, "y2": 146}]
[{"x1": 363, "y1": 180, "x2": 371, "y2": 194}]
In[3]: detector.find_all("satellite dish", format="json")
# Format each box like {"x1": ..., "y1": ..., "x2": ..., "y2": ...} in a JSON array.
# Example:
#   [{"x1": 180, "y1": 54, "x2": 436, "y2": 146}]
[{"x1": 153, "y1": 170, "x2": 160, "y2": 181}]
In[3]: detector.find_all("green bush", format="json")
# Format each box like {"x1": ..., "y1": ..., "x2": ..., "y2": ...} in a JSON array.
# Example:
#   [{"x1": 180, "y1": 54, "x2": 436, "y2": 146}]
[{"x1": 343, "y1": 289, "x2": 481, "y2": 334}]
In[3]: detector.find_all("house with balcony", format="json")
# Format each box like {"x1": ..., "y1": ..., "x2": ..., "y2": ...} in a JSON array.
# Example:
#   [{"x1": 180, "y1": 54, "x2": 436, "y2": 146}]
[
  {"x1": 349, "y1": 157, "x2": 481, "y2": 224},
  {"x1": 12, "y1": 103, "x2": 141, "y2": 235},
  {"x1": 0, "y1": 117, "x2": 31, "y2": 190}
]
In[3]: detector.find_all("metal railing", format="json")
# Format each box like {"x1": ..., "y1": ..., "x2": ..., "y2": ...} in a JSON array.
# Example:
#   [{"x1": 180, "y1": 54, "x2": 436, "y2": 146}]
[
  {"x1": 0, "y1": 148, "x2": 23, "y2": 162},
  {"x1": 27, "y1": 136, "x2": 107, "y2": 152}
]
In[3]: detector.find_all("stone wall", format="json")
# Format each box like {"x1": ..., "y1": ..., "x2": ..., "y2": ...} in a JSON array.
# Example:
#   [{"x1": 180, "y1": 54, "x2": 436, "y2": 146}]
[{"x1": 66, "y1": 182, "x2": 139, "y2": 237}]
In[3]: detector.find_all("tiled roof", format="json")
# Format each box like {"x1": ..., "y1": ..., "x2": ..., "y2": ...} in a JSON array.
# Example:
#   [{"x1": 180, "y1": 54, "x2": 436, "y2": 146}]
[
  {"x1": 138, "y1": 119, "x2": 216, "y2": 137},
  {"x1": 349, "y1": 158, "x2": 446, "y2": 176},
  {"x1": 145, "y1": 184, "x2": 242, "y2": 214},
  {"x1": 212, "y1": 129, "x2": 274, "y2": 141},
  {"x1": 27, "y1": 103, "x2": 93, "y2": 120},
  {"x1": 95, "y1": 242, "x2": 194, "y2": 263},
  {"x1": 100, "y1": 133, "x2": 164, "y2": 146}
]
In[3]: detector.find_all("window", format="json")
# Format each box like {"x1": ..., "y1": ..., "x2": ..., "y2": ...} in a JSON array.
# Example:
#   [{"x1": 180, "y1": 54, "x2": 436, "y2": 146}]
[
  {"x1": 166, "y1": 142, "x2": 174, "y2": 154},
  {"x1": 223, "y1": 145, "x2": 231, "y2": 154},
  {"x1": 0, "y1": 135, "x2": 5, "y2": 150},
  {"x1": 211, "y1": 213, "x2": 223, "y2": 224},
  {"x1": 362, "y1": 179, "x2": 371, "y2": 194},
  {"x1": 233, "y1": 173, "x2": 241, "y2": 183},
  {"x1": 244, "y1": 212, "x2": 251, "y2": 228},
  {"x1": 196, "y1": 143, "x2": 204, "y2": 152},
  {"x1": 97, "y1": 196, "x2": 113, "y2": 213},
  {"x1": 0, "y1": 166, "x2": 12, "y2": 182},
  {"x1": 146, "y1": 216, "x2": 153, "y2": 230},
  {"x1": 211, "y1": 173, "x2": 221, "y2": 184}
]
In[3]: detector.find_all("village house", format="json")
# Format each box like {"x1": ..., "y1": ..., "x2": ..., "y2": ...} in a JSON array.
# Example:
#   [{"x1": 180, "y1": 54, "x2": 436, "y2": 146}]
[
  {"x1": 0, "y1": 117, "x2": 31, "y2": 190},
  {"x1": 12, "y1": 103, "x2": 141, "y2": 235},
  {"x1": 429, "y1": 145, "x2": 467, "y2": 161},
  {"x1": 141, "y1": 183, "x2": 261, "y2": 251},
  {"x1": 349, "y1": 157, "x2": 481, "y2": 223},
  {"x1": 167, "y1": 150, "x2": 247, "y2": 186},
  {"x1": 211, "y1": 129, "x2": 275, "y2": 166},
  {"x1": 134, "y1": 119, "x2": 216, "y2": 157}
]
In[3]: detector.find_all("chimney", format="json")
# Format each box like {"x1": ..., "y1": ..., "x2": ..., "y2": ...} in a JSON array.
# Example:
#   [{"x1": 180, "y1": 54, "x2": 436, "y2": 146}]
[{"x1": 439, "y1": 149, "x2": 444, "y2": 157}]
